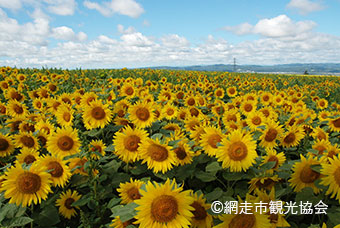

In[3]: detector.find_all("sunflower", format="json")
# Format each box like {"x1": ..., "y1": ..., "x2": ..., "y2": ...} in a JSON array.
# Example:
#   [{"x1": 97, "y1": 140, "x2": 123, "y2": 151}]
[
  {"x1": 88, "y1": 139, "x2": 106, "y2": 160},
  {"x1": 248, "y1": 175, "x2": 280, "y2": 193},
  {"x1": 68, "y1": 157, "x2": 89, "y2": 176},
  {"x1": 259, "y1": 119, "x2": 283, "y2": 149},
  {"x1": 320, "y1": 156, "x2": 340, "y2": 203},
  {"x1": 215, "y1": 195, "x2": 271, "y2": 228},
  {"x1": 199, "y1": 126, "x2": 224, "y2": 157},
  {"x1": 7, "y1": 100, "x2": 28, "y2": 118},
  {"x1": 39, "y1": 155, "x2": 71, "y2": 187},
  {"x1": 0, "y1": 133, "x2": 15, "y2": 157},
  {"x1": 328, "y1": 116, "x2": 340, "y2": 132},
  {"x1": 216, "y1": 129, "x2": 257, "y2": 172},
  {"x1": 325, "y1": 144, "x2": 340, "y2": 161},
  {"x1": 161, "y1": 103, "x2": 178, "y2": 120},
  {"x1": 113, "y1": 126, "x2": 148, "y2": 163},
  {"x1": 172, "y1": 137, "x2": 195, "y2": 165},
  {"x1": 311, "y1": 127, "x2": 329, "y2": 141},
  {"x1": 55, "y1": 104, "x2": 74, "y2": 127},
  {"x1": 47, "y1": 127, "x2": 81, "y2": 157},
  {"x1": 227, "y1": 86, "x2": 237, "y2": 97},
  {"x1": 246, "y1": 111, "x2": 266, "y2": 131},
  {"x1": 35, "y1": 119, "x2": 55, "y2": 135},
  {"x1": 139, "y1": 138, "x2": 176, "y2": 173},
  {"x1": 120, "y1": 83, "x2": 136, "y2": 98},
  {"x1": 5, "y1": 87, "x2": 24, "y2": 102},
  {"x1": 190, "y1": 191, "x2": 213, "y2": 228},
  {"x1": 15, "y1": 148, "x2": 40, "y2": 165},
  {"x1": 240, "y1": 100, "x2": 257, "y2": 116},
  {"x1": 260, "y1": 91, "x2": 272, "y2": 106},
  {"x1": 0, "y1": 102, "x2": 7, "y2": 115},
  {"x1": 117, "y1": 178, "x2": 144, "y2": 204},
  {"x1": 0, "y1": 164, "x2": 52, "y2": 207},
  {"x1": 311, "y1": 139, "x2": 331, "y2": 156},
  {"x1": 80, "y1": 92, "x2": 98, "y2": 107},
  {"x1": 59, "y1": 93, "x2": 73, "y2": 106},
  {"x1": 185, "y1": 95, "x2": 196, "y2": 107},
  {"x1": 317, "y1": 98, "x2": 328, "y2": 109},
  {"x1": 289, "y1": 154, "x2": 322, "y2": 194},
  {"x1": 110, "y1": 216, "x2": 136, "y2": 228},
  {"x1": 128, "y1": 101, "x2": 155, "y2": 128},
  {"x1": 261, "y1": 148, "x2": 286, "y2": 174},
  {"x1": 214, "y1": 88, "x2": 225, "y2": 98},
  {"x1": 280, "y1": 125, "x2": 305, "y2": 148},
  {"x1": 83, "y1": 99, "x2": 113, "y2": 130},
  {"x1": 56, "y1": 190, "x2": 82, "y2": 219},
  {"x1": 15, "y1": 132, "x2": 40, "y2": 151},
  {"x1": 134, "y1": 179, "x2": 194, "y2": 228}
]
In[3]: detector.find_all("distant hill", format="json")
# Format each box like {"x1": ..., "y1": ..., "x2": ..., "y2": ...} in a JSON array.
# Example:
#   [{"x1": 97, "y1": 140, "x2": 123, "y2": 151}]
[{"x1": 149, "y1": 63, "x2": 340, "y2": 75}]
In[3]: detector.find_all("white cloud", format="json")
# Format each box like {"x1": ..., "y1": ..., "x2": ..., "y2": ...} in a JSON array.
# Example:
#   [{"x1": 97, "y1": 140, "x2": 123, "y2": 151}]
[
  {"x1": 161, "y1": 34, "x2": 190, "y2": 48},
  {"x1": 44, "y1": 0, "x2": 76, "y2": 16},
  {"x1": 287, "y1": 0, "x2": 324, "y2": 15},
  {"x1": 84, "y1": 0, "x2": 144, "y2": 18},
  {"x1": 117, "y1": 24, "x2": 136, "y2": 34},
  {"x1": 223, "y1": 15, "x2": 316, "y2": 38},
  {"x1": 120, "y1": 32, "x2": 154, "y2": 47},
  {"x1": 0, "y1": 0, "x2": 22, "y2": 10},
  {"x1": 51, "y1": 26, "x2": 87, "y2": 42}
]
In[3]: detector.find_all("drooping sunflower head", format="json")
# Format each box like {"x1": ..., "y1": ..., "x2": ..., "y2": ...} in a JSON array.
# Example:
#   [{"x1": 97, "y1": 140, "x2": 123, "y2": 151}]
[
  {"x1": 248, "y1": 175, "x2": 281, "y2": 193},
  {"x1": 259, "y1": 119, "x2": 283, "y2": 149},
  {"x1": 15, "y1": 132, "x2": 40, "y2": 151},
  {"x1": 47, "y1": 127, "x2": 80, "y2": 157},
  {"x1": 280, "y1": 125, "x2": 305, "y2": 148},
  {"x1": 261, "y1": 148, "x2": 286, "y2": 174},
  {"x1": 171, "y1": 137, "x2": 194, "y2": 165},
  {"x1": 117, "y1": 178, "x2": 144, "y2": 204},
  {"x1": 134, "y1": 179, "x2": 194, "y2": 228},
  {"x1": 56, "y1": 190, "x2": 82, "y2": 219}
]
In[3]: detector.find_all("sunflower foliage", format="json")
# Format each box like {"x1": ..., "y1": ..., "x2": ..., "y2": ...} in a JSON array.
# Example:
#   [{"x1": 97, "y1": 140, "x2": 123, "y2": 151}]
[{"x1": 1, "y1": 67, "x2": 340, "y2": 227}]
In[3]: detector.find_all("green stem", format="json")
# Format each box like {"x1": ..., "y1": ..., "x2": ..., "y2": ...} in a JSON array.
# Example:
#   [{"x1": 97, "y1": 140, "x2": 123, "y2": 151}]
[{"x1": 30, "y1": 204, "x2": 33, "y2": 228}]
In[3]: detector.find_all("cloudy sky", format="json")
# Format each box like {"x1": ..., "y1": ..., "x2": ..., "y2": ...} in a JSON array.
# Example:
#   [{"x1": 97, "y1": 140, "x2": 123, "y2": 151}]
[{"x1": 1, "y1": 0, "x2": 340, "y2": 68}]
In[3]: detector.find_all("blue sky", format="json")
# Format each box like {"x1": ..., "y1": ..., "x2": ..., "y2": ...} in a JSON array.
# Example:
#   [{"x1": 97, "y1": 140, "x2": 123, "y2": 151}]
[{"x1": 1, "y1": 0, "x2": 340, "y2": 68}]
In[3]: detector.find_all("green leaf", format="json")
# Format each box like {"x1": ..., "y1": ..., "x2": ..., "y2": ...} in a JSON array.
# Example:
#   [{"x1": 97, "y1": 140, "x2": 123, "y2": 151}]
[
  {"x1": 205, "y1": 187, "x2": 223, "y2": 202},
  {"x1": 107, "y1": 198, "x2": 121, "y2": 209},
  {"x1": 72, "y1": 196, "x2": 91, "y2": 207},
  {"x1": 0, "y1": 204, "x2": 17, "y2": 221},
  {"x1": 33, "y1": 205, "x2": 60, "y2": 226},
  {"x1": 195, "y1": 171, "x2": 216, "y2": 182},
  {"x1": 205, "y1": 162, "x2": 222, "y2": 173},
  {"x1": 104, "y1": 144, "x2": 115, "y2": 152},
  {"x1": 310, "y1": 164, "x2": 321, "y2": 173},
  {"x1": 151, "y1": 133, "x2": 163, "y2": 141},
  {"x1": 111, "y1": 203, "x2": 138, "y2": 222},
  {"x1": 222, "y1": 171, "x2": 244, "y2": 181},
  {"x1": 259, "y1": 161, "x2": 276, "y2": 172},
  {"x1": 8, "y1": 217, "x2": 33, "y2": 227}
]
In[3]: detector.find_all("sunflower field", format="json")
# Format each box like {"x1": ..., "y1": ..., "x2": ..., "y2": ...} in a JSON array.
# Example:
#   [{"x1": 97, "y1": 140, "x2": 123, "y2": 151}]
[{"x1": 1, "y1": 66, "x2": 340, "y2": 228}]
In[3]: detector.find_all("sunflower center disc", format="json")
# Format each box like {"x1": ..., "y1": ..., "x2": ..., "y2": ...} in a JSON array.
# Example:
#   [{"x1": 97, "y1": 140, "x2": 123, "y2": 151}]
[
  {"x1": 38, "y1": 135, "x2": 47, "y2": 146},
  {"x1": 48, "y1": 161, "x2": 64, "y2": 177},
  {"x1": 187, "y1": 98, "x2": 195, "y2": 106},
  {"x1": 49, "y1": 84, "x2": 56, "y2": 91},
  {"x1": 0, "y1": 105, "x2": 6, "y2": 114},
  {"x1": 127, "y1": 187, "x2": 141, "y2": 200},
  {"x1": 229, "y1": 214, "x2": 256, "y2": 228},
  {"x1": 12, "y1": 91, "x2": 23, "y2": 101},
  {"x1": 207, "y1": 134, "x2": 222, "y2": 149},
  {"x1": 149, "y1": 144, "x2": 168, "y2": 162},
  {"x1": 268, "y1": 156, "x2": 279, "y2": 169},
  {"x1": 334, "y1": 167, "x2": 340, "y2": 186},
  {"x1": 269, "y1": 213, "x2": 279, "y2": 224},
  {"x1": 256, "y1": 178, "x2": 274, "y2": 188},
  {"x1": 332, "y1": 118, "x2": 340, "y2": 128},
  {"x1": 263, "y1": 95, "x2": 269, "y2": 101},
  {"x1": 117, "y1": 109, "x2": 125, "y2": 117},
  {"x1": 265, "y1": 128, "x2": 278, "y2": 142},
  {"x1": 151, "y1": 195, "x2": 178, "y2": 223},
  {"x1": 63, "y1": 112, "x2": 71, "y2": 122},
  {"x1": 62, "y1": 98, "x2": 71, "y2": 104},
  {"x1": 167, "y1": 109, "x2": 174, "y2": 115},
  {"x1": 227, "y1": 114, "x2": 237, "y2": 122},
  {"x1": 125, "y1": 87, "x2": 134, "y2": 95},
  {"x1": 228, "y1": 141, "x2": 248, "y2": 161},
  {"x1": 91, "y1": 107, "x2": 106, "y2": 120},
  {"x1": 14, "y1": 104, "x2": 24, "y2": 114},
  {"x1": 17, "y1": 172, "x2": 41, "y2": 194},
  {"x1": 21, "y1": 136, "x2": 35, "y2": 148},
  {"x1": 244, "y1": 104, "x2": 253, "y2": 112},
  {"x1": 57, "y1": 136, "x2": 74, "y2": 151},
  {"x1": 228, "y1": 88, "x2": 235, "y2": 95},
  {"x1": 0, "y1": 138, "x2": 9, "y2": 151},
  {"x1": 64, "y1": 198, "x2": 75, "y2": 209},
  {"x1": 24, "y1": 155, "x2": 36, "y2": 165},
  {"x1": 284, "y1": 133, "x2": 296, "y2": 144},
  {"x1": 190, "y1": 108, "x2": 199, "y2": 117},
  {"x1": 216, "y1": 90, "x2": 222, "y2": 97},
  {"x1": 191, "y1": 201, "x2": 207, "y2": 220},
  {"x1": 300, "y1": 165, "x2": 320, "y2": 183},
  {"x1": 252, "y1": 116, "x2": 261, "y2": 125},
  {"x1": 136, "y1": 107, "x2": 150, "y2": 121},
  {"x1": 124, "y1": 135, "x2": 140, "y2": 152},
  {"x1": 174, "y1": 146, "x2": 187, "y2": 160}
]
